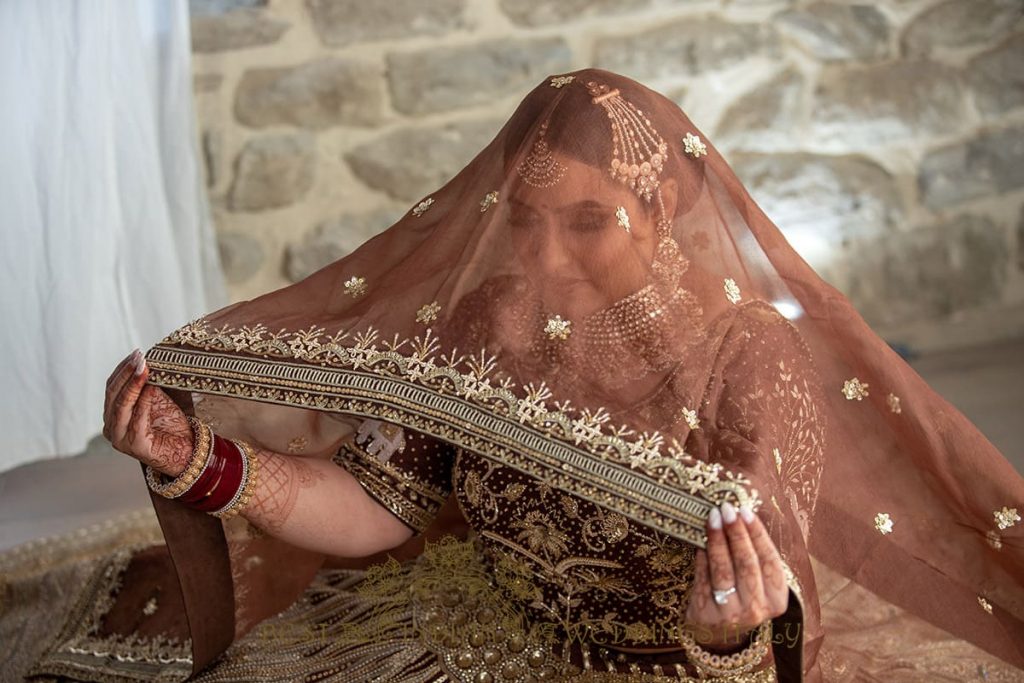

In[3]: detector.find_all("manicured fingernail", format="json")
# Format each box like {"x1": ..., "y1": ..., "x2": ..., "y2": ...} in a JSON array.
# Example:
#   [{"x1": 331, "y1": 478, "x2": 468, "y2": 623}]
[
  {"x1": 740, "y1": 504, "x2": 755, "y2": 524},
  {"x1": 721, "y1": 501, "x2": 737, "y2": 524},
  {"x1": 709, "y1": 507, "x2": 722, "y2": 529},
  {"x1": 133, "y1": 353, "x2": 145, "y2": 375}
]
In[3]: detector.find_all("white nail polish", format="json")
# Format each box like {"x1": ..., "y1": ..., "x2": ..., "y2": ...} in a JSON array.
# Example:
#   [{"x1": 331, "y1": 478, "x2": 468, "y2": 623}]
[
  {"x1": 721, "y1": 501, "x2": 737, "y2": 524},
  {"x1": 133, "y1": 354, "x2": 145, "y2": 375},
  {"x1": 708, "y1": 507, "x2": 722, "y2": 529},
  {"x1": 740, "y1": 504, "x2": 755, "y2": 524}
]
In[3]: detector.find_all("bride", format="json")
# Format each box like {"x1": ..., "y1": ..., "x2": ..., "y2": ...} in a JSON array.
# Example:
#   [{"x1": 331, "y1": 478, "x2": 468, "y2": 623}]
[{"x1": 73, "y1": 69, "x2": 1024, "y2": 681}]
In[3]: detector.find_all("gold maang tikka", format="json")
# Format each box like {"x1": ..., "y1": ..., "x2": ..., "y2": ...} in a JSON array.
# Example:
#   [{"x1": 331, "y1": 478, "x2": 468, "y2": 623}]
[
  {"x1": 516, "y1": 120, "x2": 567, "y2": 188},
  {"x1": 586, "y1": 80, "x2": 669, "y2": 203}
]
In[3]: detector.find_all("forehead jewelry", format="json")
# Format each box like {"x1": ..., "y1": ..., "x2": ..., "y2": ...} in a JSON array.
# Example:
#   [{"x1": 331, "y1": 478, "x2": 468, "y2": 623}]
[
  {"x1": 586, "y1": 80, "x2": 669, "y2": 203},
  {"x1": 517, "y1": 120, "x2": 566, "y2": 188}
]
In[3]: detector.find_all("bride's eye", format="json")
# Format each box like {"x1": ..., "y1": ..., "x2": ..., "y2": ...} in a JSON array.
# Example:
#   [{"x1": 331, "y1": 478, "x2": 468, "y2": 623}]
[
  {"x1": 569, "y1": 211, "x2": 609, "y2": 233},
  {"x1": 509, "y1": 208, "x2": 540, "y2": 230}
]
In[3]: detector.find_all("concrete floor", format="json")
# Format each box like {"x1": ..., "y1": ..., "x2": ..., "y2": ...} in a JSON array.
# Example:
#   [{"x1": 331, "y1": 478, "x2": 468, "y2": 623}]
[{"x1": 1, "y1": 337, "x2": 1022, "y2": 554}]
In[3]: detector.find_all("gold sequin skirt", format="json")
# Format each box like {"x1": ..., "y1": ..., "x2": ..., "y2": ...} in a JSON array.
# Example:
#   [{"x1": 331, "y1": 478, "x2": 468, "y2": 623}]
[
  {"x1": 6, "y1": 515, "x2": 776, "y2": 683},
  {"x1": 192, "y1": 535, "x2": 777, "y2": 682}
]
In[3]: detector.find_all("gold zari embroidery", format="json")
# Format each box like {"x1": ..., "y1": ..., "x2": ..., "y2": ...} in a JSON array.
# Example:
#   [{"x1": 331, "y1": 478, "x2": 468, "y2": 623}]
[
  {"x1": 333, "y1": 438, "x2": 448, "y2": 534},
  {"x1": 842, "y1": 378, "x2": 869, "y2": 401},
  {"x1": 682, "y1": 133, "x2": 707, "y2": 159},
  {"x1": 324, "y1": 535, "x2": 777, "y2": 682},
  {"x1": 145, "y1": 319, "x2": 762, "y2": 549},
  {"x1": 545, "y1": 314, "x2": 572, "y2": 340},
  {"x1": 417, "y1": 301, "x2": 441, "y2": 325},
  {"x1": 412, "y1": 197, "x2": 435, "y2": 217},
  {"x1": 994, "y1": 506, "x2": 1020, "y2": 530},
  {"x1": 344, "y1": 276, "x2": 367, "y2": 298},
  {"x1": 480, "y1": 191, "x2": 499, "y2": 213},
  {"x1": 724, "y1": 279, "x2": 741, "y2": 305},
  {"x1": 616, "y1": 206, "x2": 632, "y2": 233},
  {"x1": 26, "y1": 544, "x2": 193, "y2": 681}
]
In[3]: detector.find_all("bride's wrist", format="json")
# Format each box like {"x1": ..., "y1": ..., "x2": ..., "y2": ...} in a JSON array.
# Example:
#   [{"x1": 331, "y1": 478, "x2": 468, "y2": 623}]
[
  {"x1": 679, "y1": 620, "x2": 771, "y2": 676},
  {"x1": 691, "y1": 625, "x2": 755, "y2": 653}
]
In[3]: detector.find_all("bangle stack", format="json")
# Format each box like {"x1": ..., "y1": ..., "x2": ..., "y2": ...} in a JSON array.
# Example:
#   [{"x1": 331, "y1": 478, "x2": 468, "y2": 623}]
[
  {"x1": 678, "y1": 619, "x2": 772, "y2": 678},
  {"x1": 145, "y1": 417, "x2": 212, "y2": 498},
  {"x1": 145, "y1": 417, "x2": 258, "y2": 520}
]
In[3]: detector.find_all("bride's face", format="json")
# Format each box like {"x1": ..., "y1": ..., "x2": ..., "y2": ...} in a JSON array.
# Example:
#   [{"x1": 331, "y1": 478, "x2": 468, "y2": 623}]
[{"x1": 508, "y1": 156, "x2": 660, "y2": 320}]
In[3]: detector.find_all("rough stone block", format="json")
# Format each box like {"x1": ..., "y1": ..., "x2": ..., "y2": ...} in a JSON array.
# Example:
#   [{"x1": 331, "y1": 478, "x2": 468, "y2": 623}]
[
  {"x1": 235, "y1": 58, "x2": 383, "y2": 129},
  {"x1": 500, "y1": 0, "x2": 649, "y2": 26},
  {"x1": 190, "y1": 2, "x2": 289, "y2": 53},
  {"x1": 967, "y1": 34, "x2": 1024, "y2": 118},
  {"x1": 229, "y1": 133, "x2": 316, "y2": 211},
  {"x1": 773, "y1": 3, "x2": 890, "y2": 62},
  {"x1": 594, "y1": 17, "x2": 780, "y2": 81},
  {"x1": 716, "y1": 68, "x2": 805, "y2": 147},
  {"x1": 284, "y1": 208, "x2": 404, "y2": 282},
  {"x1": 919, "y1": 125, "x2": 1024, "y2": 210},
  {"x1": 345, "y1": 119, "x2": 504, "y2": 202},
  {"x1": 388, "y1": 39, "x2": 571, "y2": 116},
  {"x1": 307, "y1": 0, "x2": 467, "y2": 47},
  {"x1": 901, "y1": 0, "x2": 1023, "y2": 58},
  {"x1": 217, "y1": 231, "x2": 265, "y2": 283},
  {"x1": 812, "y1": 61, "x2": 969, "y2": 144}
]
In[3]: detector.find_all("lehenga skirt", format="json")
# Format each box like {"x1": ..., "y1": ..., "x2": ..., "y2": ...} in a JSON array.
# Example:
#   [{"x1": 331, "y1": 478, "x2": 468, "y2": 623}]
[
  {"x1": 2, "y1": 509, "x2": 779, "y2": 683},
  {"x1": 4, "y1": 509, "x2": 1018, "y2": 682}
]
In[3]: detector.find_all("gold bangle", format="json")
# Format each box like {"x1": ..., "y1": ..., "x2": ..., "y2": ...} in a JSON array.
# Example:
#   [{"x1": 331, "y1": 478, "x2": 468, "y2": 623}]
[
  {"x1": 212, "y1": 438, "x2": 259, "y2": 519},
  {"x1": 144, "y1": 417, "x2": 212, "y2": 499},
  {"x1": 678, "y1": 619, "x2": 771, "y2": 677}
]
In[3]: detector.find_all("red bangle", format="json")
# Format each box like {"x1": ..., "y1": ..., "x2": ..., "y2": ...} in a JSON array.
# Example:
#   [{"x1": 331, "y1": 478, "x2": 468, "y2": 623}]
[
  {"x1": 192, "y1": 435, "x2": 244, "y2": 512},
  {"x1": 179, "y1": 439, "x2": 226, "y2": 504}
]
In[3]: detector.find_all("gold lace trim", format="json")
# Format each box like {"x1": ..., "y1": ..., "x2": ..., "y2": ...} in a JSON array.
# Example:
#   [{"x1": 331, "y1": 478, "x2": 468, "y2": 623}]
[
  {"x1": 26, "y1": 541, "x2": 193, "y2": 682},
  {"x1": 333, "y1": 438, "x2": 449, "y2": 534},
  {"x1": 145, "y1": 320, "x2": 762, "y2": 549}
]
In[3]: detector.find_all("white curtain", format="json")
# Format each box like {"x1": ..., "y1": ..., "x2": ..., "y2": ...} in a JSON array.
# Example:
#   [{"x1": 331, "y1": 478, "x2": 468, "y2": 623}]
[{"x1": 0, "y1": 1, "x2": 226, "y2": 472}]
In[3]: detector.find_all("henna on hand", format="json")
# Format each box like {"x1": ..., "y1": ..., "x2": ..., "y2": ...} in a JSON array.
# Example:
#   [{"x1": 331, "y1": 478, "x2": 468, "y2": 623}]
[
  {"x1": 242, "y1": 450, "x2": 326, "y2": 534},
  {"x1": 138, "y1": 387, "x2": 193, "y2": 476},
  {"x1": 104, "y1": 349, "x2": 194, "y2": 477},
  {"x1": 682, "y1": 501, "x2": 788, "y2": 651}
]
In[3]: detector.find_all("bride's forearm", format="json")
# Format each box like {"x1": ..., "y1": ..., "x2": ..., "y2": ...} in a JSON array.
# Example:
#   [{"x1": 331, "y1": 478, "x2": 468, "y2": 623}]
[{"x1": 236, "y1": 446, "x2": 414, "y2": 558}]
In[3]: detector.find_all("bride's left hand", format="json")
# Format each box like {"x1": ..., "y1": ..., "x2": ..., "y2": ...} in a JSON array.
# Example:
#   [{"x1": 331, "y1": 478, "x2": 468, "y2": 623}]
[{"x1": 683, "y1": 501, "x2": 789, "y2": 652}]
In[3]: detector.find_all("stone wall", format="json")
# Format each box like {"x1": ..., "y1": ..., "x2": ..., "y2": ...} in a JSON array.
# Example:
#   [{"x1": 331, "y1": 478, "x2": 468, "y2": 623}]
[{"x1": 189, "y1": 0, "x2": 1024, "y2": 352}]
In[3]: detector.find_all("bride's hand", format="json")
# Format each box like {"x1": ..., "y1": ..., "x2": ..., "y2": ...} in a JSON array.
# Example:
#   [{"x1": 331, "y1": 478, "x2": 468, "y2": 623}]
[
  {"x1": 103, "y1": 349, "x2": 193, "y2": 477},
  {"x1": 683, "y1": 501, "x2": 789, "y2": 652}
]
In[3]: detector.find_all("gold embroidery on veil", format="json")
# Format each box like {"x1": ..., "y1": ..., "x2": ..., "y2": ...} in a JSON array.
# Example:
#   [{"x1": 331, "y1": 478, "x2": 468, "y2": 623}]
[{"x1": 145, "y1": 320, "x2": 763, "y2": 550}]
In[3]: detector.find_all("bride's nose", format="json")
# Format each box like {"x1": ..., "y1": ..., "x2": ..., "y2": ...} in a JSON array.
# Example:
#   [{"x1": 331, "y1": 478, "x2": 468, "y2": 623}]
[{"x1": 532, "y1": 226, "x2": 574, "y2": 280}]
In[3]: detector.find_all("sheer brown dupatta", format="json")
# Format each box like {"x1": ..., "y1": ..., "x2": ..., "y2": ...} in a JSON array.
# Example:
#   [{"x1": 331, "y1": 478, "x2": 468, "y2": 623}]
[
  {"x1": 131, "y1": 68, "x2": 1023, "y2": 681},
  {"x1": 712, "y1": 146, "x2": 1024, "y2": 676}
]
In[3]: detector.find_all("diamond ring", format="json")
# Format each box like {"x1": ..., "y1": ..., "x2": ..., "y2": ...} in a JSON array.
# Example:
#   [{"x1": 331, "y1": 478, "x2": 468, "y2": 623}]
[{"x1": 713, "y1": 586, "x2": 737, "y2": 605}]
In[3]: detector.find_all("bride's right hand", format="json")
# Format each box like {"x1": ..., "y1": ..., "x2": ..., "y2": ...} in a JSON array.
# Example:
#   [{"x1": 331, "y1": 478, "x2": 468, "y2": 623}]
[{"x1": 103, "y1": 349, "x2": 194, "y2": 477}]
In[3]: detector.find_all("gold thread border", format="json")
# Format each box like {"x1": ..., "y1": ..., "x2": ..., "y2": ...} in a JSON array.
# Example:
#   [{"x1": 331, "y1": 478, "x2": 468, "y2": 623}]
[{"x1": 145, "y1": 343, "x2": 760, "y2": 549}]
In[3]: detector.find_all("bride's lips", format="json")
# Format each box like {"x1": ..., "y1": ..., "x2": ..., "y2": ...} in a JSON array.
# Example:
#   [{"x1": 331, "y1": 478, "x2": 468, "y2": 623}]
[{"x1": 543, "y1": 276, "x2": 588, "y2": 290}]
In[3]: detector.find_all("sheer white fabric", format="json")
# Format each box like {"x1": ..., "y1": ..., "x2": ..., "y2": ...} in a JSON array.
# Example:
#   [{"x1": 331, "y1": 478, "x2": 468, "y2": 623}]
[{"x1": 0, "y1": 0, "x2": 226, "y2": 472}]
